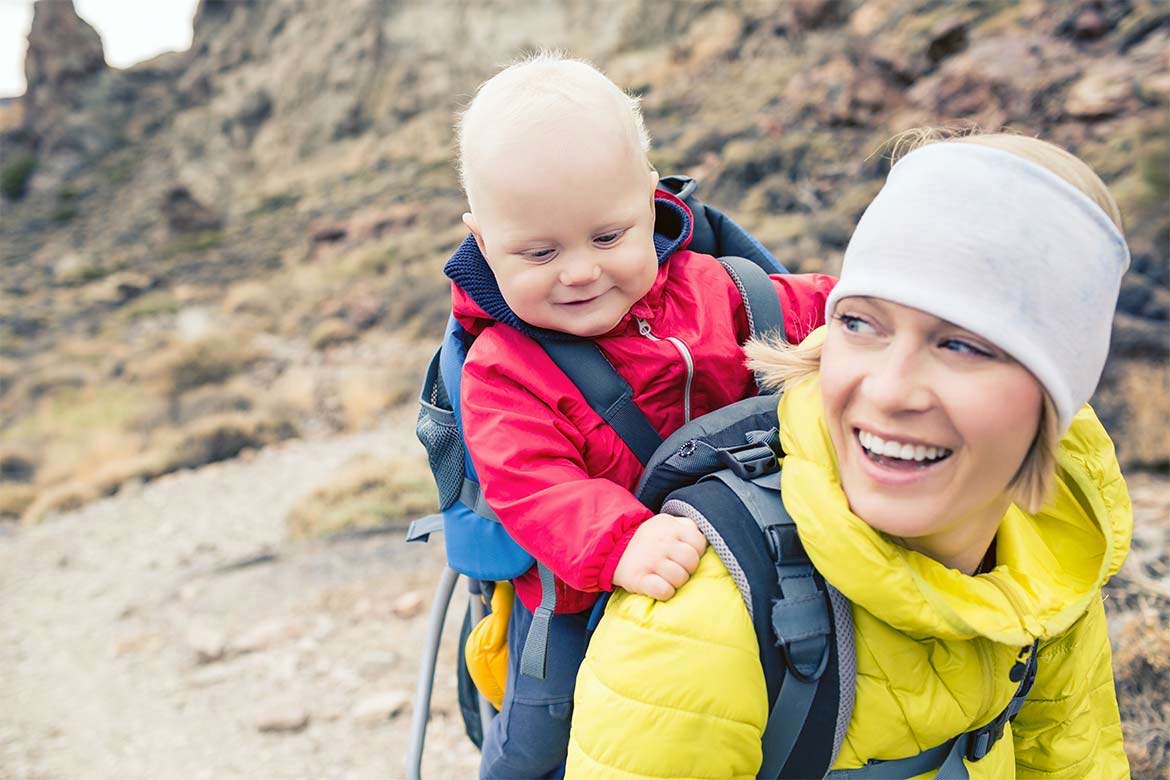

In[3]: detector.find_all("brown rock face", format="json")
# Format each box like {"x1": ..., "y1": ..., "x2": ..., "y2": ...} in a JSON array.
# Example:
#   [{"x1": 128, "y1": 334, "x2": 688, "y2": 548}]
[{"x1": 23, "y1": 0, "x2": 105, "y2": 95}]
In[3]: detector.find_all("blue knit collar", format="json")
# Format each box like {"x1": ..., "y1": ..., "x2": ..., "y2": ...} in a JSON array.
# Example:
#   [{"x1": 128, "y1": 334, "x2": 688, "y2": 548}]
[{"x1": 444, "y1": 195, "x2": 692, "y2": 342}]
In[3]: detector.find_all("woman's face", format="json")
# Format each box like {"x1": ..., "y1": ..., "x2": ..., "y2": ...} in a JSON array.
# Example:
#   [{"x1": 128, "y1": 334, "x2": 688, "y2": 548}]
[{"x1": 820, "y1": 297, "x2": 1044, "y2": 549}]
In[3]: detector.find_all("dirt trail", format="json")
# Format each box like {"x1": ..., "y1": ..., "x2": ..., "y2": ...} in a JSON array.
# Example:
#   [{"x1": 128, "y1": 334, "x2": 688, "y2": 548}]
[
  {"x1": 0, "y1": 407, "x2": 478, "y2": 780},
  {"x1": 2, "y1": 406, "x2": 1167, "y2": 779}
]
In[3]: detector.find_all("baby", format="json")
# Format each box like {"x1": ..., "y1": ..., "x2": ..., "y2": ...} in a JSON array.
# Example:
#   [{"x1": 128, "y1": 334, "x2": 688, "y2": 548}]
[{"x1": 444, "y1": 52, "x2": 835, "y2": 779}]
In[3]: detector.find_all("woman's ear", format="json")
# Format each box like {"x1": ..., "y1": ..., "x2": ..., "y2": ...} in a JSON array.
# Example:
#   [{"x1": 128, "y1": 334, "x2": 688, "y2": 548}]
[{"x1": 463, "y1": 212, "x2": 488, "y2": 257}]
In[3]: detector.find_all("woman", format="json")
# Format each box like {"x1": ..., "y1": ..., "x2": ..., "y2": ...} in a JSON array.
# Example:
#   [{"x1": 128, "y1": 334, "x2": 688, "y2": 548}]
[{"x1": 565, "y1": 132, "x2": 1133, "y2": 780}]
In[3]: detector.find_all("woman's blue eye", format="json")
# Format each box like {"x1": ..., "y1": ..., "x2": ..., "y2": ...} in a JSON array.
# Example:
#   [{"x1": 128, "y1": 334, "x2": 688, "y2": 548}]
[
  {"x1": 942, "y1": 339, "x2": 992, "y2": 357},
  {"x1": 837, "y1": 314, "x2": 875, "y2": 334}
]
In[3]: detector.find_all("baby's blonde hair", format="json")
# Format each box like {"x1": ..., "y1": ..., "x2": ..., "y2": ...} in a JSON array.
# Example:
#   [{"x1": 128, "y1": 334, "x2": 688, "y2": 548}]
[
  {"x1": 748, "y1": 129, "x2": 1123, "y2": 512},
  {"x1": 455, "y1": 50, "x2": 652, "y2": 199}
]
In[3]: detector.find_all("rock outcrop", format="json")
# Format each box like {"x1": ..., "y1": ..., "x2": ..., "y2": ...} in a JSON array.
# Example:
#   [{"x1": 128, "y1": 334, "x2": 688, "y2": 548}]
[{"x1": 0, "y1": 0, "x2": 1166, "y2": 496}]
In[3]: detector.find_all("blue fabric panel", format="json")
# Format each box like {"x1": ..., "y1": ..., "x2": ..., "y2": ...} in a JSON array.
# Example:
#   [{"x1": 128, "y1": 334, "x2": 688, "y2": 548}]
[
  {"x1": 439, "y1": 316, "x2": 534, "y2": 580},
  {"x1": 443, "y1": 501, "x2": 534, "y2": 580}
]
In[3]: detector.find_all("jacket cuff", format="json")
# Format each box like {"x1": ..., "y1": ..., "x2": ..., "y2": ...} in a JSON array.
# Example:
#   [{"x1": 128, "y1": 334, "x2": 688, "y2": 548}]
[{"x1": 598, "y1": 524, "x2": 642, "y2": 592}]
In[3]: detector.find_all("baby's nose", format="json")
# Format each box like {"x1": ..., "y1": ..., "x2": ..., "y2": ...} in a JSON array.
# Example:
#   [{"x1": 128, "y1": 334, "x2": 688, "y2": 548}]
[{"x1": 558, "y1": 256, "x2": 602, "y2": 286}]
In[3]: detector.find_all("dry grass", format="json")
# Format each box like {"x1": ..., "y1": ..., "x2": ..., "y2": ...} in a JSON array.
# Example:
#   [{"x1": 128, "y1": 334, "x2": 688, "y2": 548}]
[
  {"x1": 286, "y1": 453, "x2": 436, "y2": 539},
  {"x1": 0, "y1": 484, "x2": 36, "y2": 519},
  {"x1": 1114, "y1": 609, "x2": 1170, "y2": 777},
  {"x1": 146, "y1": 335, "x2": 264, "y2": 397}
]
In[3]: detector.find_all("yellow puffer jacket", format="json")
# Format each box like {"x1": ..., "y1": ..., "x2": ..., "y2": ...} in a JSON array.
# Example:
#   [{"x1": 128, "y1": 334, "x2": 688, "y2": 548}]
[{"x1": 567, "y1": 373, "x2": 1132, "y2": 780}]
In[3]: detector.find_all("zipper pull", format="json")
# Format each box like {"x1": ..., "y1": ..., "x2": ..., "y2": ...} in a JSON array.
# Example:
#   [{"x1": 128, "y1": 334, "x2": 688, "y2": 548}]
[{"x1": 636, "y1": 317, "x2": 653, "y2": 337}]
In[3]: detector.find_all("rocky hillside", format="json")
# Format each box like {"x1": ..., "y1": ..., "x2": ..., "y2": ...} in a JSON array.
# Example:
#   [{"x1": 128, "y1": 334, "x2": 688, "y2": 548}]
[{"x1": 1, "y1": 0, "x2": 1168, "y2": 520}]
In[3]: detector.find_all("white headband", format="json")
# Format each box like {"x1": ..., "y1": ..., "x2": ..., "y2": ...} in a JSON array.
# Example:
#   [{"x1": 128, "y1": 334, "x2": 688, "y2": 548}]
[{"x1": 824, "y1": 142, "x2": 1129, "y2": 432}]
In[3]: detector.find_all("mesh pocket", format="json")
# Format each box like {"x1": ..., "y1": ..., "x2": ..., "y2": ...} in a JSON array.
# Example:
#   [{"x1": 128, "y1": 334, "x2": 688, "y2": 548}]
[{"x1": 417, "y1": 400, "x2": 464, "y2": 510}]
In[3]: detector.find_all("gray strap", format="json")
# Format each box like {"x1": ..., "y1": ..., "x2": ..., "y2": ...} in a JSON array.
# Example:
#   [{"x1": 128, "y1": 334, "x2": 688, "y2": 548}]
[
  {"x1": 519, "y1": 562, "x2": 557, "y2": 680},
  {"x1": 538, "y1": 339, "x2": 662, "y2": 465},
  {"x1": 719, "y1": 256, "x2": 785, "y2": 341},
  {"x1": 459, "y1": 479, "x2": 499, "y2": 523},
  {"x1": 758, "y1": 669, "x2": 819, "y2": 779},
  {"x1": 825, "y1": 739, "x2": 958, "y2": 780},
  {"x1": 405, "y1": 513, "x2": 444, "y2": 542}
]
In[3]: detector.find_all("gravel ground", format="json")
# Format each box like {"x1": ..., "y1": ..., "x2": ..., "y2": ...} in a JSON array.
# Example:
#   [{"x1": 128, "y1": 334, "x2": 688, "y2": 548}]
[
  {"x1": 1, "y1": 405, "x2": 1166, "y2": 780},
  {"x1": 0, "y1": 407, "x2": 478, "y2": 780}
]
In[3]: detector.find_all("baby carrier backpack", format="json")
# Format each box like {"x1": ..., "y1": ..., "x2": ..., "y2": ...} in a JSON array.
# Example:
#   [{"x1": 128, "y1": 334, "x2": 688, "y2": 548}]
[{"x1": 403, "y1": 176, "x2": 1038, "y2": 780}]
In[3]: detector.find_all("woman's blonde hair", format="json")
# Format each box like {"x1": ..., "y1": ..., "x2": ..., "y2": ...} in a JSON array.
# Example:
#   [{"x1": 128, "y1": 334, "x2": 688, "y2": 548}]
[{"x1": 749, "y1": 129, "x2": 1122, "y2": 512}]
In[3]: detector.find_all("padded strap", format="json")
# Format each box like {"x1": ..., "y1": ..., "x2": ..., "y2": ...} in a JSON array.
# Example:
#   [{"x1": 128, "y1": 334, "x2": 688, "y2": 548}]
[
  {"x1": 538, "y1": 339, "x2": 662, "y2": 465},
  {"x1": 518, "y1": 562, "x2": 558, "y2": 680},
  {"x1": 719, "y1": 256, "x2": 786, "y2": 341}
]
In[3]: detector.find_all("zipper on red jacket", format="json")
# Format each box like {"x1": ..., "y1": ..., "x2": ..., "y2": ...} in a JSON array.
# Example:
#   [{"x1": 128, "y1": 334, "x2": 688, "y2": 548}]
[{"x1": 635, "y1": 317, "x2": 694, "y2": 424}]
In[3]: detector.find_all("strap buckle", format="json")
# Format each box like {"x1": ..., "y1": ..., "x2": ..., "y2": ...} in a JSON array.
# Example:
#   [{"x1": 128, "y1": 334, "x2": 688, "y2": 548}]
[{"x1": 716, "y1": 441, "x2": 779, "y2": 479}]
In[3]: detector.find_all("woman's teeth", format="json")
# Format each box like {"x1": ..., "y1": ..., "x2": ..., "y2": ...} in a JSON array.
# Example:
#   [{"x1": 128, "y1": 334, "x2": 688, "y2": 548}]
[{"x1": 858, "y1": 430, "x2": 952, "y2": 462}]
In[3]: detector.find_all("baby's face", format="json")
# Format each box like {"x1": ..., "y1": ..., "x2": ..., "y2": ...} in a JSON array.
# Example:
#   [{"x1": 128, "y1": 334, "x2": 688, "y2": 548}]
[{"x1": 465, "y1": 124, "x2": 659, "y2": 337}]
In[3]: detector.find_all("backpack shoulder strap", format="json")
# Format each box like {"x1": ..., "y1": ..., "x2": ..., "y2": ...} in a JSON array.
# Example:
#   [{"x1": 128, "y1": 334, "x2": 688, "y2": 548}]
[
  {"x1": 659, "y1": 458, "x2": 854, "y2": 780},
  {"x1": 537, "y1": 339, "x2": 663, "y2": 465},
  {"x1": 719, "y1": 255, "x2": 786, "y2": 342}
]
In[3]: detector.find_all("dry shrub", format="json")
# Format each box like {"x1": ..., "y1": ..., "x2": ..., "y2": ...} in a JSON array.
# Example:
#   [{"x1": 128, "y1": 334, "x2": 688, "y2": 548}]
[
  {"x1": 167, "y1": 412, "x2": 298, "y2": 470},
  {"x1": 0, "y1": 446, "x2": 36, "y2": 482},
  {"x1": 1113, "y1": 610, "x2": 1170, "y2": 778},
  {"x1": 21, "y1": 481, "x2": 100, "y2": 526},
  {"x1": 309, "y1": 318, "x2": 357, "y2": 350},
  {"x1": 222, "y1": 280, "x2": 278, "y2": 317},
  {"x1": 287, "y1": 453, "x2": 436, "y2": 539},
  {"x1": 0, "y1": 484, "x2": 36, "y2": 519},
  {"x1": 173, "y1": 383, "x2": 256, "y2": 426},
  {"x1": 151, "y1": 336, "x2": 262, "y2": 397}
]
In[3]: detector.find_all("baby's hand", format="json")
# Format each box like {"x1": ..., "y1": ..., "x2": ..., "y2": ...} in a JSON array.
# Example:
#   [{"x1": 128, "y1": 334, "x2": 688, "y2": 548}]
[{"x1": 611, "y1": 514, "x2": 708, "y2": 601}]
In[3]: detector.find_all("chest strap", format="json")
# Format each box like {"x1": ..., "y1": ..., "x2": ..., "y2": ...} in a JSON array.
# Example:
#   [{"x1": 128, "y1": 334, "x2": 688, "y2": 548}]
[{"x1": 825, "y1": 639, "x2": 1040, "y2": 780}]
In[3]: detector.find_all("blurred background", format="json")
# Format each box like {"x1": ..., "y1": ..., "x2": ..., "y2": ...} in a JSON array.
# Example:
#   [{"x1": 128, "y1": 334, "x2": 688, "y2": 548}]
[{"x1": 0, "y1": 1, "x2": 1166, "y2": 778}]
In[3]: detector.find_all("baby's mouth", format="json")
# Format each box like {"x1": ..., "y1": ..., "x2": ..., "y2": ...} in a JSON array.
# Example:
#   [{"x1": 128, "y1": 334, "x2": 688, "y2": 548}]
[{"x1": 856, "y1": 429, "x2": 953, "y2": 470}]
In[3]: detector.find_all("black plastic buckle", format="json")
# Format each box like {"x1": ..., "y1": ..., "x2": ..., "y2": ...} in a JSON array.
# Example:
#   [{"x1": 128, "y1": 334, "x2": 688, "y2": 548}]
[
  {"x1": 715, "y1": 441, "x2": 779, "y2": 479},
  {"x1": 966, "y1": 718, "x2": 1005, "y2": 762}
]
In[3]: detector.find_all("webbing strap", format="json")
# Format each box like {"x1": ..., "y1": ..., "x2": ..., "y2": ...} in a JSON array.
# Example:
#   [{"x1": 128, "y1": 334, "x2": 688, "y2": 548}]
[
  {"x1": 518, "y1": 562, "x2": 557, "y2": 680},
  {"x1": 827, "y1": 640, "x2": 1040, "y2": 779},
  {"x1": 405, "y1": 513, "x2": 444, "y2": 543},
  {"x1": 538, "y1": 339, "x2": 662, "y2": 465},
  {"x1": 758, "y1": 669, "x2": 820, "y2": 779},
  {"x1": 459, "y1": 479, "x2": 499, "y2": 523},
  {"x1": 719, "y1": 256, "x2": 785, "y2": 341},
  {"x1": 825, "y1": 739, "x2": 957, "y2": 780}
]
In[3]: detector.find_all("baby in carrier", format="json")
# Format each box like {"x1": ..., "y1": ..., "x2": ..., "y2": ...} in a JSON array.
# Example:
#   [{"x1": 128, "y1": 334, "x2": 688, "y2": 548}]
[{"x1": 444, "y1": 51, "x2": 835, "y2": 778}]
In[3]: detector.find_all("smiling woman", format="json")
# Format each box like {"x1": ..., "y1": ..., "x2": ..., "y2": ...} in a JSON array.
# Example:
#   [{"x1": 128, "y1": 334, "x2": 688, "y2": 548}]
[{"x1": 566, "y1": 131, "x2": 1135, "y2": 780}]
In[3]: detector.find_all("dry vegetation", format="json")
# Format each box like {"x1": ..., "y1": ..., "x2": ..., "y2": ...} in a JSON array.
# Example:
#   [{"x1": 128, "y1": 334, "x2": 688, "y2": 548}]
[{"x1": 286, "y1": 452, "x2": 437, "y2": 539}]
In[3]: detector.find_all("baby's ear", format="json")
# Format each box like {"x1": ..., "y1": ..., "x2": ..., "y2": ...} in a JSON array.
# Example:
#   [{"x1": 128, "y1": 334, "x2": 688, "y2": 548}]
[{"x1": 462, "y1": 212, "x2": 488, "y2": 256}]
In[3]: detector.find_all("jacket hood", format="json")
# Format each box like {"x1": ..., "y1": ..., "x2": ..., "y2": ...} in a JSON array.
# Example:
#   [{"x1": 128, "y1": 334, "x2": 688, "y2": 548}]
[
  {"x1": 776, "y1": 328, "x2": 1133, "y2": 646},
  {"x1": 446, "y1": 189, "x2": 694, "y2": 341}
]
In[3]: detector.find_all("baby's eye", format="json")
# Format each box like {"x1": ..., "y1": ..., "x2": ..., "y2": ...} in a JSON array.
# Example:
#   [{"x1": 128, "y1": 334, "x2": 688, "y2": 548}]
[
  {"x1": 836, "y1": 314, "x2": 876, "y2": 335},
  {"x1": 522, "y1": 248, "x2": 556, "y2": 262},
  {"x1": 941, "y1": 338, "x2": 992, "y2": 358},
  {"x1": 594, "y1": 230, "x2": 625, "y2": 247}
]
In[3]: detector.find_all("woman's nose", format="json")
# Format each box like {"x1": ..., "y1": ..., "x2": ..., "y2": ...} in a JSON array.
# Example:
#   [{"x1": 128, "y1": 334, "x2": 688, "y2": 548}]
[
  {"x1": 862, "y1": 345, "x2": 934, "y2": 413},
  {"x1": 558, "y1": 254, "x2": 602, "y2": 286}
]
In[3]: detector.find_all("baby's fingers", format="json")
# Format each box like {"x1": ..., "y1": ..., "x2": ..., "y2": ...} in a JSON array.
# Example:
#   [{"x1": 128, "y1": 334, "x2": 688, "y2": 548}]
[
  {"x1": 638, "y1": 574, "x2": 677, "y2": 602},
  {"x1": 655, "y1": 558, "x2": 691, "y2": 590},
  {"x1": 670, "y1": 539, "x2": 702, "y2": 574},
  {"x1": 675, "y1": 518, "x2": 708, "y2": 555}
]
